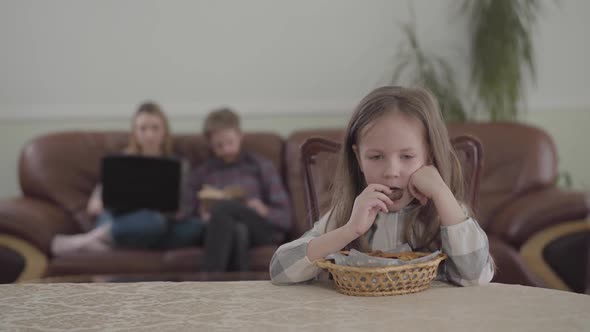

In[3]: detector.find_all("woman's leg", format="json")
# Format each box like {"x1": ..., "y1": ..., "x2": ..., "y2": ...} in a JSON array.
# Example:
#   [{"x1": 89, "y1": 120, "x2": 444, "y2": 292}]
[
  {"x1": 110, "y1": 209, "x2": 167, "y2": 249},
  {"x1": 51, "y1": 212, "x2": 114, "y2": 256},
  {"x1": 158, "y1": 216, "x2": 204, "y2": 249}
]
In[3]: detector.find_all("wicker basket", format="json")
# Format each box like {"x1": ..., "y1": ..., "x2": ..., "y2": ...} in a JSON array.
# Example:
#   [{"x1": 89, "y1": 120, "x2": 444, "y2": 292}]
[{"x1": 315, "y1": 251, "x2": 447, "y2": 296}]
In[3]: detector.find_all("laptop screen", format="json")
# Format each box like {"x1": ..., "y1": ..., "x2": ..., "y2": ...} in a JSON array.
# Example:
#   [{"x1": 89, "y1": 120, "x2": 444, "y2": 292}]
[{"x1": 101, "y1": 155, "x2": 181, "y2": 214}]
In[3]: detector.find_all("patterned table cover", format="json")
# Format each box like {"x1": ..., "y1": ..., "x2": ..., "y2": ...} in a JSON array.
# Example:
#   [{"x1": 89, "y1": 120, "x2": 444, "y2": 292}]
[{"x1": 1, "y1": 281, "x2": 588, "y2": 331}]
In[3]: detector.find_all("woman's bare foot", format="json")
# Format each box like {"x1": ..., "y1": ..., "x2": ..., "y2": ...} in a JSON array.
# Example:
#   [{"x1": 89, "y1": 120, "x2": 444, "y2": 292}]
[
  {"x1": 51, "y1": 233, "x2": 89, "y2": 256},
  {"x1": 51, "y1": 224, "x2": 112, "y2": 256}
]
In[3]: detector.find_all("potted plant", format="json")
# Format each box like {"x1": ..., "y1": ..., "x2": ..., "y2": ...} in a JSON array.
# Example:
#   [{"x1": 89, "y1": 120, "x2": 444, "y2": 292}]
[{"x1": 392, "y1": 0, "x2": 541, "y2": 122}]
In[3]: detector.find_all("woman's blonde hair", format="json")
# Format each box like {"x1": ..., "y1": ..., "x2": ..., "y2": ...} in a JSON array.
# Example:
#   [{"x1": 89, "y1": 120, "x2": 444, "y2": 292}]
[
  {"x1": 328, "y1": 86, "x2": 465, "y2": 252},
  {"x1": 125, "y1": 102, "x2": 173, "y2": 156}
]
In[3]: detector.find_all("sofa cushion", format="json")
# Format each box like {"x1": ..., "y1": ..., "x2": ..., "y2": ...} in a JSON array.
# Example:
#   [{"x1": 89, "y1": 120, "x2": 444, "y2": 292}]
[
  {"x1": 46, "y1": 245, "x2": 277, "y2": 276},
  {"x1": 448, "y1": 122, "x2": 558, "y2": 230},
  {"x1": 20, "y1": 132, "x2": 128, "y2": 230}
]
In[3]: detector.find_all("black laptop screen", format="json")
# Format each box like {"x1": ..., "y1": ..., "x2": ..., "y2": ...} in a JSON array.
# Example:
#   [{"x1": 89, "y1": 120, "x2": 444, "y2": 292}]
[{"x1": 101, "y1": 155, "x2": 181, "y2": 214}]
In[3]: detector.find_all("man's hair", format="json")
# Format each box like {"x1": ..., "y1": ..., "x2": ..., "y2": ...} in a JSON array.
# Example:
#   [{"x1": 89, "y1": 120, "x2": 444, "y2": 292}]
[{"x1": 203, "y1": 108, "x2": 241, "y2": 138}]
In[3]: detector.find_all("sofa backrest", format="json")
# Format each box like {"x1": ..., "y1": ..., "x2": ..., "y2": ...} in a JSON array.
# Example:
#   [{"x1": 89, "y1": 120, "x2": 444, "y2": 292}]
[
  {"x1": 285, "y1": 129, "x2": 344, "y2": 238},
  {"x1": 18, "y1": 122, "x2": 558, "y2": 237},
  {"x1": 19, "y1": 131, "x2": 285, "y2": 230},
  {"x1": 285, "y1": 122, "x2": 559, "y2": 233},
  {"x1": 447, "y1": 122, "x2": 558, "y2": 229}
]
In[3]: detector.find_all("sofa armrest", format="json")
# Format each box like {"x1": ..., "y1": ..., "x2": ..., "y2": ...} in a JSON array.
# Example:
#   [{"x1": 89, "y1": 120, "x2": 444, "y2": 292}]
[
  {"x1": 489, "y1": 236, "x2": 545, "y2": 287},
  {"x1": 520, "y1": 221, "x2": 590, "y2": 293},
  {"x1": 0, "y1": 197, "x2": 79, "y2": 254},
  {"x1": 487, "y1": 188, "x2": 590, "y2": 247}
]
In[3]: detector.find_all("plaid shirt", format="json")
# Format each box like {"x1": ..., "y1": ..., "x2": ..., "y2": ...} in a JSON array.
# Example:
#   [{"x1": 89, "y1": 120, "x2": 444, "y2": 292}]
[
  {"x1": 270, "y1": 208, "x2": 494, "y2": 286},
  {"x1": 181, "y1": 152, "x2": 293, "y2": 232}
]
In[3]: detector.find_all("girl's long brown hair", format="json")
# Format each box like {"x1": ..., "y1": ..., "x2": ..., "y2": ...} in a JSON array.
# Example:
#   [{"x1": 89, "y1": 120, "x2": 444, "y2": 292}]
[
  {"x1": 328, "y1": 86, "x2": 465, "y2": 252},
  {"x1": 125, "y1": 102, "x2": 173, "y2": 156}
]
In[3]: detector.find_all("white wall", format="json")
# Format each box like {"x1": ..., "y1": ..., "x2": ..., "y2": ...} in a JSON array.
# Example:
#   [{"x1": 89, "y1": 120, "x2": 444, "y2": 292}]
[
  {"x1": 527, "y1": 0, "x2": 590, "y2": 111},
  {"x1": 0, "y1": 0, "x2": 469, "y2": 118},
  {"x1": 0, "y1": 0, "x2": 588, "y2": 198}
]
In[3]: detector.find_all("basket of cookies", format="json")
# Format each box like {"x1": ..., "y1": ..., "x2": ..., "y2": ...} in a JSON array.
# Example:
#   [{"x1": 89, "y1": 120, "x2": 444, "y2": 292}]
[{"x1": 315, "y1": 250, "x2": 446, "y2": 296}]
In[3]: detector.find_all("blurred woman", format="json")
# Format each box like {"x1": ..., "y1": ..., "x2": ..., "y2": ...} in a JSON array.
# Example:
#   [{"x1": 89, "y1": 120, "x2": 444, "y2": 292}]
[{"x1": 51, "y1": 102, "x2": 203, "y2": 255}]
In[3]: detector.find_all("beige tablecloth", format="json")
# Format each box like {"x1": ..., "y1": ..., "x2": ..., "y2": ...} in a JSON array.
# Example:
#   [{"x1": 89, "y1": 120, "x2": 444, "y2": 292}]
[{"x1": 0, "y1": 281, "x2": 588, "y2": 331}]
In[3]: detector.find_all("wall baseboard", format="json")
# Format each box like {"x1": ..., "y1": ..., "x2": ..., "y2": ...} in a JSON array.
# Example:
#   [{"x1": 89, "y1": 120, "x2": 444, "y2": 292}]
[
  {"x1": 1, "y1": 101, "x2": 588, "y2": 122},
  {"x1": 0, "y1": 100, "x2": 362, "y2": 122}
]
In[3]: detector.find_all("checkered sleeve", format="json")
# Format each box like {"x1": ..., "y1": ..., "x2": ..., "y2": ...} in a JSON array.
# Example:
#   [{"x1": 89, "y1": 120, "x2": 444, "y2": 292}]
[
  {"x1": 269, "y1": 212, "x2": 330, "y2": 285},
  {"x1": 441, "y1": 217, "x2": 495, "y2": 286},
  {"x1": 258, "y1": 158, "x2": 293, "y2": 232}
]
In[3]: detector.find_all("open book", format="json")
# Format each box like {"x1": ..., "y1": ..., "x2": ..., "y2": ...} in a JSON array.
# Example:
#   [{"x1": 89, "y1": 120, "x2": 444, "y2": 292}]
[{"x1": 197, "y1": 185, "x2": 245, "y2": 211}]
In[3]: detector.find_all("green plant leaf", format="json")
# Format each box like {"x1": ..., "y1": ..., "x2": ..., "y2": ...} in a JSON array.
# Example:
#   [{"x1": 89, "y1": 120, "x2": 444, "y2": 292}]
[
  {"x1": 463, "y1": 0, "x2": 541, "y2": 121},
  {"x1": 391, "y1": 21, "x2": 468, "y2": 122}
]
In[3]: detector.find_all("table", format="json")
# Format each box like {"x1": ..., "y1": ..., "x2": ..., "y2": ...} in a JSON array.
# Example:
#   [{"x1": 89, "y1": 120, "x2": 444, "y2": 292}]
[
  {"x1": 33, "y1": 271, "x2": 270, "y2": 283},
  {"x1": 1, "y1": 281, "x2": 588, "y2": 331}
]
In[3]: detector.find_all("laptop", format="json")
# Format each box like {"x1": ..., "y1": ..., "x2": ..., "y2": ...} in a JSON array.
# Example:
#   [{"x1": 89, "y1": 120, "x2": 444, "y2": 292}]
[{"x1": 101, "y1": 155, "x2": 181, "y2": 215}]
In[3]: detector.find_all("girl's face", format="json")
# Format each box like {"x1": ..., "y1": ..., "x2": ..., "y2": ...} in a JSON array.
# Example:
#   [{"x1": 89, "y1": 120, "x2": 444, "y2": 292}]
[
  {"x1": 134, "y1": 113, "x2": 166, "y2": 156},
  {"x1": 353, "y1": 111, "x2": 430, "y2": 211}
]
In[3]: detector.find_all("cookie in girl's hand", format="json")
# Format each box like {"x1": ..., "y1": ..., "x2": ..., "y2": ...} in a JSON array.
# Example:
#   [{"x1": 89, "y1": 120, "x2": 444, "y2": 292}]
[{"x1": 388, "y1": 187, "x2": 404, "y2": 201}]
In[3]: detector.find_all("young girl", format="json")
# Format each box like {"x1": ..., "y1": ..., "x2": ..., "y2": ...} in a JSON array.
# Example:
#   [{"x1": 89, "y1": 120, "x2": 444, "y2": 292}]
[
  {"x1": 270, "y1": 86, "x2": 494, "y2": 286},
  {"x1": 51, "y1": 102, "x2": 203, "y2": 255}
]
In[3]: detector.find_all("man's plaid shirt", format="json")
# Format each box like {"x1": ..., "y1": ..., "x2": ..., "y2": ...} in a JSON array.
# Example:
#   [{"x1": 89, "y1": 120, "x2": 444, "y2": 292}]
[{"x1": 181, "y1": 152, "x2": 292, "y2": 232}]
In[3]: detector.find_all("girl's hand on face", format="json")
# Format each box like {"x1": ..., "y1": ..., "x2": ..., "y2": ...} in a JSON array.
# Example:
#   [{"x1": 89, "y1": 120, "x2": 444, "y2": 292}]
[
  {"x1": 345, "y1": 184, "x2": 395, "y2": 237},
  {"x1": 407, "y1": 165, "x2": 448, "y2": 206}
]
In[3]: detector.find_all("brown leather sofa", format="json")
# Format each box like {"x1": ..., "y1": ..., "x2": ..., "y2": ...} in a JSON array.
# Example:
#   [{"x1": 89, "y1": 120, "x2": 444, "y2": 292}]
[
  {"x1": 286, "y1": 122, "x2": 590, "y2": 288},
  {"x1": 0, "y1": 131, "x2": 285, "y2": 283},
  {"x1": 1, "y1": 122, "x2": 588, "y2": 287},
  {"x1": 520, "y1": 220, "x2": 590, "y2": 294}
]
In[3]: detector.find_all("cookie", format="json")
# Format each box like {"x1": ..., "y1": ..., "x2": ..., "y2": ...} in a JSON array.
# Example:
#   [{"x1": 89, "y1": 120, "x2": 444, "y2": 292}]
[{"x1": 388, "y1": 187, "x2": 404, "y2": 201}]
